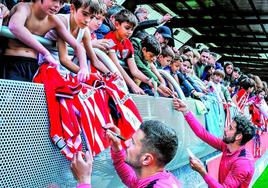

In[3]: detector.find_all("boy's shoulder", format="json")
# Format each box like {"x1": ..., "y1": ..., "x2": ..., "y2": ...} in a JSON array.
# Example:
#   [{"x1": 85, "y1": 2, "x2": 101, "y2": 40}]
[
  {"x1": 10, "y1": 2, "x2": 31, "y2": 16},
  {"x1": 104, "y1": 31, "x2": 115, "y2": 39},
  {"x1": 56, "y1": 14, "x2": 69, "y2": 27},
  {"x1": 105, "y1": 32, "x2": 133, "y2": 47}
]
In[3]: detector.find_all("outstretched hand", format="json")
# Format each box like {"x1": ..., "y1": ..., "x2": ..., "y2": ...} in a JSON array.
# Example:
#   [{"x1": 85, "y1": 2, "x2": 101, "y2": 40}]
[
  {"x1": 71, "y1": 150, "x2": 93, "y2": 185},
  {"x1": 173, "y1": 98, "x2": 189, "y2": 114},
  {"x1": 189, "y1": 157, "x2": 207, "y2": 177},
  {"x1": 77, "y1": 67, "x2": 90, "y2": 83},
  {"x1": 44, "y1": 53, "x2": 60, "y2": 68}
]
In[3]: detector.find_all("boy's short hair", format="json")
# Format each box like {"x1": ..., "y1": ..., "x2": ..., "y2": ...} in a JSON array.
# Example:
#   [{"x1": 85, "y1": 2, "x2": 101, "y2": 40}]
[
  {"x1": 161, "y1": 45, "x2": 175, "y2": 59},
  {"x1": 233, "y1": 67, "x2": 240, "y2": 73},
  {"x1": 141, "y1": 35, "x2": 161, "y2": 56},
  {"x1": 114, "y1": 9, "x2": 138, "y2": 28},
  {"x1": 181, "y1": 54, "x2": 192, "y2": 64},
  {"x1": 71, "y1": 0, "x2": 101, "y2": 15},
  {"x1": 210, "y1": 52, "x2": 217, "y2": 59},
  {"x1": 213, "y1": 69, "x2": 225, "y2": 78},
  {"x1": 173, "y1": 54, "x2": 183, "y2": 62},
  {"x1": 181, "y1": 45, "x2": 193, "y2": 55},
  {"x1": 240, "y1": 78, "x2": 255, "y2": 90}
]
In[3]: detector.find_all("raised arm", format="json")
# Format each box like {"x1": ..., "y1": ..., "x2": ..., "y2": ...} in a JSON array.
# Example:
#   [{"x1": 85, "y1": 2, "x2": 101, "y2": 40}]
[
  {"x1": 173, "y1": 98, "x2": 225, "y2": 150},
  {"x1": 104, "y1": 124, "x2": 137, "y2": 187},
  {"x1": 71, "y1": 151, "x2": 93, "y2": 188},
  {"x1": 54, "y1": 16, "x2": 89, "y2": 82}
]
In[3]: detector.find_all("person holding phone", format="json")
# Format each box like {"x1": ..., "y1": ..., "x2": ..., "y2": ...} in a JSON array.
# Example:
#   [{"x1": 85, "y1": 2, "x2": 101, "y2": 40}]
[{"x1": 173, "y1": 98, "x2": 256, "y2": 188}]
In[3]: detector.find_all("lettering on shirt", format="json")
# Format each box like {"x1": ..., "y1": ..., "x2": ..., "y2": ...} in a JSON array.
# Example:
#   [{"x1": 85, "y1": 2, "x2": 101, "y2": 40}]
[
  {"x1": 117, "y1": 93, "x2": 130, "y2": 105},
  {"x1": 79, "y1": 89, "x2": 95, "y2": 101}
]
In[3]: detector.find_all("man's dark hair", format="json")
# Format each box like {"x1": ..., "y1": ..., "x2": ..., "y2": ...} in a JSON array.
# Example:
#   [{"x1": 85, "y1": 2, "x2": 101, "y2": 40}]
[
  {"x1": 114, "y1": 9, "x2": 138, "y2": 28},
  {"x1": 200, "y1": 48, "x2": 210, "y2": 54},
  {"x1": 238, "y1": 74, "x2": 248, "y2": 83},
  {"x1": 71, "y1": 0, "x2": 101, "y2": 15},
  {"x1": 141, "y1": 35, "x2": 161, "y2": 56},
  {"x1": 234, "y1": 115, "x2": 255, "y2": 145},
  {"x1": 139, "y1": 120, "x2": 178, "y2": 166},
  {"x1": 210, "y1": 52, "x2": 217, "y2": 58}
]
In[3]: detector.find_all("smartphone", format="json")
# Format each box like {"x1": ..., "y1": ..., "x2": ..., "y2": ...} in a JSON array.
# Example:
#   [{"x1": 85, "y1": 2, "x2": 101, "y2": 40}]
[{"x1": 187, "y1": 148, "x2": 196, "y2": 158}]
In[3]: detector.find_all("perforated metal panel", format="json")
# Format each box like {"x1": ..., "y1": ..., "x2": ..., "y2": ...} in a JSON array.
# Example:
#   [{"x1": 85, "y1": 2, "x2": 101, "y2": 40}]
[
  {"x1": 0, "y1": 79, "x2": 74, "y2": 188},
  {"x1": 0, "y1": 79, "x2": 214, "y2": 188}
]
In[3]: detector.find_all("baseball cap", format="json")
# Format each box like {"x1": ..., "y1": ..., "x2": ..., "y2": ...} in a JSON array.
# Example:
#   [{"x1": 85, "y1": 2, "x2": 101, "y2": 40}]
[{"x1": 155, "y1": 26, "x2": 172, "y2": 39}]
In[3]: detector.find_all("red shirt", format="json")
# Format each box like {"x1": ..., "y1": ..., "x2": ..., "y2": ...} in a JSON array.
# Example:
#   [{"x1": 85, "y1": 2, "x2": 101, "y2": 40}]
[
  {"x1": 236, "y1": 88, "x2": 249, "y2": 111},
  {"x1": 105, "y1": 32, "x2": 134, "y2": 61}
]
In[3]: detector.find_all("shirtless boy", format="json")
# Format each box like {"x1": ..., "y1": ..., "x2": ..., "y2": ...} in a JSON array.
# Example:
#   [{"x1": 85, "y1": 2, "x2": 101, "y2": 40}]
[{"x1": 1, "y1": 0, "x2": 89, "y2": 82}]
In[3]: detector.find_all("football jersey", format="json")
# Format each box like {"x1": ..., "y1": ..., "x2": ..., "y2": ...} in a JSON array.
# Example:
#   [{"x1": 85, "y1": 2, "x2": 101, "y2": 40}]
[{"x1": 105, "y1": 32, "x2": 134, "y2": 61}]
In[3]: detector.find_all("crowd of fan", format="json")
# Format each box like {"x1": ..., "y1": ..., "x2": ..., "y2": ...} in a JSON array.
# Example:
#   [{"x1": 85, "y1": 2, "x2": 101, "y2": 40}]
[
  {"x1": 0, "y1": 1, "x2": 266, "y2": 187},
  {"x1": 1, "y1": 0, "x2": 268, "y2": 132},
  {"x1": 0, "y1": 1, "x2": 266, "y2": 98}
]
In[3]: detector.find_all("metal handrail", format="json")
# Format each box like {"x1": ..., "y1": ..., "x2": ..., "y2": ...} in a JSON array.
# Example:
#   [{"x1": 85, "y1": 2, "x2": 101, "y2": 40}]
[{"x1": 158, "y1": 69, "x2": 186, "y2": 100}]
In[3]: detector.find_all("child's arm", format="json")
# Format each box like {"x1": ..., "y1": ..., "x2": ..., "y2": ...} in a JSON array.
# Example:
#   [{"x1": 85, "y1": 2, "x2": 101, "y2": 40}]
[
  {"x1": 53, "y1": 16, "x2": 89, "y2": 81},
  {"x1": 91, "y1": 38, "x2": 110, "y2": 52},
  {"x1": 8, "y1": 4, "x2": 57, "y2": 66},
  {"x1": 82, "y1": 29, "x2": 110, "y2": 74},
  {"x1": 127, "y1": 57, "x2": 153, "y2": 87},
  {"x1": 173, "y1": 74, "x2": 180, "y2": 85},
  {"x1": 150, "y1": 63, "x2": 173, "y2": 96},
  {"x1": 108, "y1": 51, "x2": 145, "y2": 95},
  {"x1": 232, "y1": 94, "x2": 239, "y2": 107},
  {"x1": 150, "y1": 63, "x2": 166, "y2": 84},
  {"x1": 57, "y1": 37, "x2": 80, "y2": 73}
]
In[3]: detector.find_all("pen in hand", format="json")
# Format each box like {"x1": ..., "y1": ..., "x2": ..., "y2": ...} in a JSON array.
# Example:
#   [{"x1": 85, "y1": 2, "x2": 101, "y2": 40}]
[{"x1": 102, "y1": 127, "x2": 126, "y2": 141}]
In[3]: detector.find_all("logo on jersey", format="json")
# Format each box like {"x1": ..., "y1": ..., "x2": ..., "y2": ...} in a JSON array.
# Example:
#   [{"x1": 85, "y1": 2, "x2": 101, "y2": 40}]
[{"x1": 116, "y1": 49, "x2": 129, "y2": 60}]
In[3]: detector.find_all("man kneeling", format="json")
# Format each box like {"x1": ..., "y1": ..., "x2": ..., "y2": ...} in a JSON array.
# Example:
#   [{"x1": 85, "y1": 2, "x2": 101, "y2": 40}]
[{"x1": 72, "y1": 120, "x2": 182, "y2": 188}]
